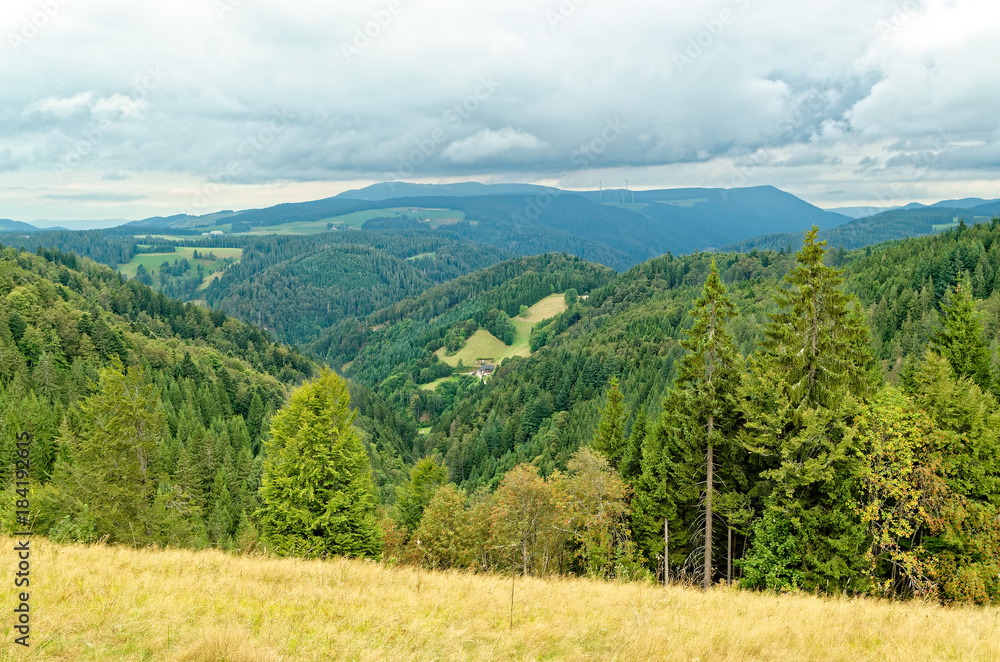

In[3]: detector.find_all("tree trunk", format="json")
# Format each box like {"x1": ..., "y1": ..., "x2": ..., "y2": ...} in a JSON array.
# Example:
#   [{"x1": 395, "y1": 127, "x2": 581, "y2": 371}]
[
  {"x1": 664, "y1": 516, "x2": 669, "y2": 587},
  {"x1": 705, "y1": 414, "x2": 713, "y2": 591},
  {"x1": 727, "y1": 525, "x2": 732, "y2": 585}
]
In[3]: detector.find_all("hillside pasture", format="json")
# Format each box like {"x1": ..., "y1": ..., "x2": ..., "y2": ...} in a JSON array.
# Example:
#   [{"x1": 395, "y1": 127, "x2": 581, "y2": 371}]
[
  {"x1": 235, "y1": 207, "x2": 467, "y2": 235},
  {"x1": 2, "y1": 536, "x2": 997, "y2": 661},
  {"x1": 117, "y1": 246, "x2": 242, "y2": 280},
  {"x1": 433, "y1": 294, "x2": 569, "y2": 370}
]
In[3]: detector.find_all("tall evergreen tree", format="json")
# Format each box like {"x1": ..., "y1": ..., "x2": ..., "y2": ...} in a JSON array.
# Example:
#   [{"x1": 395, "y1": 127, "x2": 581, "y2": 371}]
[
  {"x1": 673, "y1": 260, "x2": 742, "y2": 589},
  {"x1": 592, "y1": 377, "x2": 626, "y2": 467},
  {"x1": 933, "y1": 276, "x2": 993, "y2": 393},
  {"x1": 258, "y1": 369, "x2": 381, "y2": 558},
  {"x1": 760, "y1": 227, "x2": 873, "y2": 413},
  {"x1": 51, "y1": 359, "x2": 167, "y2": 545},
  {"x1": 740, "y1": 227, "x2": 876, "y2": 591}
]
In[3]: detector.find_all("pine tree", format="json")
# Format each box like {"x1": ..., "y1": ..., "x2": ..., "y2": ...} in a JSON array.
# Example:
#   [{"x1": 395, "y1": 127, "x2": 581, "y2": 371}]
[
  {"x1": 619, "y1": 407, "x2": 646, "y2": 483},
  {"x1": 672, "y1": 260, "x2": 742, "y2": 589},
  {"x1": 592, "y1": 377, "x2": 626, "y2": 466},
  {"x1": 396, "y1": 457, "x2": 448, "y2": 533},
  {"x1": 761, "y1": 226, "x2": 874, "y2": 413},
  {"x1": 52, "y1": 359, "x2": 167, "y2": 545},
  {"x1": 740, "y1": 228, "x2": 876, "y2": 591},
  {"x1": 934, "y1": 276, "x2": 993, "y2": 393},
  {"x1": 258, "y1": 369, "x2": 381, "y2": 558}
]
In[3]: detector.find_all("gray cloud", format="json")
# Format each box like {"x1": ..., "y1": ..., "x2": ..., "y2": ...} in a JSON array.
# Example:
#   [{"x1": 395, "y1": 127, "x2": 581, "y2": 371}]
[{"x1": 1, "y1": 0, "x2": 999, "y2": 219}]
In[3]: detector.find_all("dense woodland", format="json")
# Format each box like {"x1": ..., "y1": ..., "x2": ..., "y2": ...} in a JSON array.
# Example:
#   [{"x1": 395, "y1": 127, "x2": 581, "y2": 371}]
[
  {"x1": 203, "y1": 230, "x2": 512, "y2": 345},
  {"x1": 4, "y1": 219, "x2": 1000, "y2": 604}
]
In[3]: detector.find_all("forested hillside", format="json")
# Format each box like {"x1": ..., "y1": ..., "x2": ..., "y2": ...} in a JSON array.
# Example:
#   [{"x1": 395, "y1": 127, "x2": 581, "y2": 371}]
[
  {"x1": 723, "y1": 200, "x2": 1000, "y2": 254},
  {"x1": 309, "y1": 253, "x2": 615, "y2": 420},
  {"x1": 353, "y1": 220, "x2": 1000, "y2": 602},
  {"x1": 7, "y1": 216, "x2": 1000, "y2": 605},
  {"x1": 0, "y1": 245, "x2": 414, "y2": 548},
  {"x1": 203, "y1": 229, "x2": 512, "y2": 345}
]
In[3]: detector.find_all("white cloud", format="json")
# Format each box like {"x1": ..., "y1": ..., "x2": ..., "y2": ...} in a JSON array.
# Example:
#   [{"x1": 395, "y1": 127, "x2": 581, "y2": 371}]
[
  {"x1": 1, "y1": 0, "x2": 998, "y2": 219},
  {"x1": 23, "y1": 92, "x2": 97, "y2": 119},
  {"x1": 442, "y1": 128, "x2": 545, "y2": 163}
]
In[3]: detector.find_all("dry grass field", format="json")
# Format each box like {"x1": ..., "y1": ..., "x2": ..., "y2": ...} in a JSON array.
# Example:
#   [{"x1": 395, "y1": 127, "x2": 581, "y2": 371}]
[{"x1": 1, "y1": 537, "x2": 998, "y2": 661}]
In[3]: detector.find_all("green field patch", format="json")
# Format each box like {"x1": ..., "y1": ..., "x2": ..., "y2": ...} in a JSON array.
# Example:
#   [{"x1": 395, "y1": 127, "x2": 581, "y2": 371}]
[
  {"x1": 132, "y1": 235, "x2": 195, "y2": 242},
  {"x1": 601, "y1": 202, "x2": 649, "y2": 212},
  {"x1": 933, "y1": 222, "x2": 960, "y2": 232},
  {"x1": 516, "y1": 293, "x2": 568, "y2": 324},
  {"x1": 196, "y1": 270, "x2": 225, "y2": 291},
  {"x1": 419, "y1": 375, "x2": 461, "y2": 391},
  {"x1": 435, "y1": 329, "x2": 530, "y2": 368},
  {"x1": 240, "y1": 207, "x2": 466, "y2": 235},
  {"x1": 118, "y1": 246, "x2": 242, "y2": 280},
  {"x1": 433, "y1": 295, "x2": 568, "y2": 369},
  {"x1": 659, "y1": 198, "x2": 707, "y2": 208}
]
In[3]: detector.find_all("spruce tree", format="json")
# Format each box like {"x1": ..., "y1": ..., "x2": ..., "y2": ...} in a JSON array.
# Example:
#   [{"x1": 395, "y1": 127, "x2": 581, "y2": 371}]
[
  {"x1": 673, "y1": 260, "x2": 742, "y2": 589},
  {"x1": 933, "y1": 276, "x2": 993, "y2": 393},
  {"x1": 741, "y1": 227, "x2": 876, "y2": 591},
  {"x1": 760, "y1": 227, "x2": 873, "y2": 413},
  {"x1": 396, "y1": 457, "x2": 448, "y2": 533},
  {"x1": 592, "y1": 377, "x2": 626, "y2": 467},
  {"x1": 52, "y1": 359, "x2": 167, "y2": 545},
  {"x1": 258, "y1": 369, "x2": 381, "y2": 558}
]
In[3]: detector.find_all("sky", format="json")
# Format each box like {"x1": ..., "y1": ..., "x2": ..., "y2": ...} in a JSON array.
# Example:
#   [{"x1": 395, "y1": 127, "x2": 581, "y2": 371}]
[{"x1": 1, "y1": 0, "x2": 999, "y2": 223}]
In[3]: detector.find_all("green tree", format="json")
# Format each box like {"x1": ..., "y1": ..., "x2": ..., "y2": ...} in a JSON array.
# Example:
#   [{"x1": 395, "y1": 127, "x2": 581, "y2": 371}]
[
  {"x1": 558, "y1": 447, "x2": 638, "y2": 579},
  {"x1": 740, "y1": 228, "x2": 876, "y2": 592},
  {"x1": 50, "y1": 359, "x2": 167, "y2": 545},
  {"x1": 591, "y1": 377, "x2": 626, "y2": 467},
  {"x1": 396, "y1": 457, "x2": 448, "y2": 532},
  {"x1": 672, "y1": 260, "x2": 743, "y2": 589},
  {"x1": 408, "y1": 485, "x2": 478, "y2": 570},
  {"x1": 258, "y1": 369, "x2": 381, "y2": 558},
  {"x1": 933, "y1": 276, "x2": 993, "y2": 393}
]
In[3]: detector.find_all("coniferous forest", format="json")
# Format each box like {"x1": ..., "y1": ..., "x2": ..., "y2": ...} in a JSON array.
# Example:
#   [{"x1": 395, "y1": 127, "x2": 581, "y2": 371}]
[{"x1": 4, "y1": 219, "x2": 1000, "y2": 605}]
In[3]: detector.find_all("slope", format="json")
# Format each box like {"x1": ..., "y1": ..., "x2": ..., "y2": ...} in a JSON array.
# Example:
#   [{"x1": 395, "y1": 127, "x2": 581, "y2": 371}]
[
  {"x1": 203, "y1": 229, "x2": 514, "y2": 345},
  {"x1": 392, "y1": 219, "x2": 1000, "y2": 491}
]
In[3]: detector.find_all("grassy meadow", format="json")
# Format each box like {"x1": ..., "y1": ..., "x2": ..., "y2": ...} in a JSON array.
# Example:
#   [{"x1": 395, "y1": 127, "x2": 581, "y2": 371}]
[
  {"x1": 117, "y1": 247, "x2": 242, "y2": 279},
  {"x1": 236, "y1": 207, "x2": 467, "y2": 235},
  {"x1": 1, "y1": 536, "x2": 998, "y2": 661},
  {"x1": 429, "y1": 294, "x2": 568, "y2": 381}
]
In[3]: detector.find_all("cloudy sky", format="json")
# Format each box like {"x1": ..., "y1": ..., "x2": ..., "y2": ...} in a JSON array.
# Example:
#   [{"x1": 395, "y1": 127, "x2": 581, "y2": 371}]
[{"x1": 2, "y1": 0, "x2": 998, "y2": 222}]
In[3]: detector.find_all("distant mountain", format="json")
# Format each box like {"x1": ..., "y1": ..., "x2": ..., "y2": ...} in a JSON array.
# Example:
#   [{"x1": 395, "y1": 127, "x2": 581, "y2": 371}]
[
  {"x1": 112, "y1": 183, "x2": 999, "y2": 269},
  {"x1": 827, "y1": 206, "x2": 900, "y2": 219},
  {"x1": 930, "y1": 198, "x2": 998, "y2": 209},
  {"x1": 30, "y1": 219, "x2": 129, "y2": 230},
  {"x1": 336, "y1": 181, "x2": 559, "y2": 200},
  {"x1": 0, "y1": 218, "x2": 45, "y2": 232},
  {"x1": 126, "y1": 210, "x2": 240, "y2": 229},
  {"x1": 721, "y1": 202, "x2": 1000, "y2": 254}
]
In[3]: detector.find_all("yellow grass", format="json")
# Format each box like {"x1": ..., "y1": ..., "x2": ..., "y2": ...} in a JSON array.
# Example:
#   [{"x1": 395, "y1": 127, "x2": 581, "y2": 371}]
[
  {"x1": 433, "y1": 295, "x2": 568, "y2": 369},
  {"x1": 434, "y1": 329, "x2": 530, "y2": 368},
  {"x1": 1, "y1": 536, "x2": 998, "y2": 661},
  {"x1": 516, "y1": 293, "x2": 568, "y2": 324}
]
